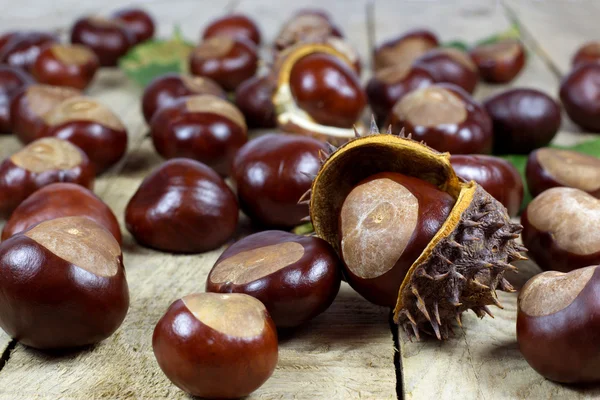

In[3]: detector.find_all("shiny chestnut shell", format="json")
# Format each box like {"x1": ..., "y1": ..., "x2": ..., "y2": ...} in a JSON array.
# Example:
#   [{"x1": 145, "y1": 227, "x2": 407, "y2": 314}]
[
  {"x1": 274, "y1": 10, "x2": 343, "y2": 52},
  {"x1": 0, "y1": 31, "x2": 57, "y2": 72},
  {"x1": 572, "y1": 41, "x2": 600, "y2": 68},
  {"x1": 560, "y1": 62, "x2": 600, "y2": 132},
  {"x1": 202, "y1": 13, "x2": 261, "y2": 46},
  {"x1": 469, "y1": 39, "x2": 526, "y2": 83},
  {"x1": 234, "y1": 75, "x2": 277, "y2": 128},
  {"x1": 0, "y1": 66, "x2": 33, "y2": 133},
  {"x1": 373, "y1": 29, "x2": 439, "y2": 72},
  {"x1": 111, "y1": 8, "x2": 155, "y2": 45},
  {"x1": 32, "y1": 44, "x2": 100, "y2": 90},
  {"x1": 413, "y1": 48, "x2": 479, "y2": 94},
  {"x1": 70, "y1": 17, "x2": 135, "y2": 67}
]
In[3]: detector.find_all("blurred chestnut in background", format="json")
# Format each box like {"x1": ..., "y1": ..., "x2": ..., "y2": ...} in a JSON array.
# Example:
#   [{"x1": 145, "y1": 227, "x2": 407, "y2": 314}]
[
  {"x1": 111, "y1": 8, "x2": 155, "y2": 45},
  {"x1": 202, "y1": 13, "x2": 261, "y2": 46},
  {"x1": 0, "y1": 32, "x2": 17, "y2": 54},
  {"x1": 189, "y1": 36, "x2": 258, "y2": 91},
  {"x1": 572, "y1": 41, "x2": 600, "y2": 68},
  {"x1": 274, "y1": 9, "x2": 342, "y2": 51},
  {"x1": 125, "y1": 159, "x2": 238, "y2": 253},
  {"x1": 388, "y1": 83, "x2": 493, "y2": 154},
  {"x1": 233, "y1": 134, "x2": 323, "y2": 228},
  {"x1": 0, "y1": 66, "x2": 33, "y2": 133},
  {"x1": 0, "y1": 31, "x2": 57, "y2": 72},
  {"x1": 0, "y1": 138, "x2": 94, "y2": 218},
  {"x1": 234, "y1": 75, "x2": 277, "y2": 128},
  {"x1": 414, "y1": 48, "x2": 479, "y2": 94},
  {"x1": 526, "y1": 148, "x2": 600, "y2": 198},
  {"x1": 484, "y1": 88, "x2": 561, "y2": 154},
  {"x1": 0, "y1": 216, "x2": 128, "y2": 349},
  {"x1": 32, "y1": 44, "x2": 100, "y2": 90},
  {"x1": 560, "y1": 62, "x2": 600, "y2": 132},
  {"x1": 373, "y1": 29, "x2": 439, "y2": 72},
  {"x1": 70, "y1": 17, "x2": 135, "y2": 67},
  {"x1": 470, "y1": 39, "x2": 525, "y2": 83},
  {"x1": 521, "y1": 187, "x2": 600, "y2": 273}
]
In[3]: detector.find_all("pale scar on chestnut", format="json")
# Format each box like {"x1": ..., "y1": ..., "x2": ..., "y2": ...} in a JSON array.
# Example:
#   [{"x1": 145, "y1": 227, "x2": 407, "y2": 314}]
[
  {"x1": 537, "y1": 148, "x2": 600, "y2": 192},
  {"x1": 379, "y1": 38, "x2": 433, "y2": 65},
  {"x1": 43, "y1": 96, "x2": 125, "y2": 131},
  {"x1": 193, "y1": 36, "x2": 235, "y2": 59},
  {"x1": 474, "y1": 40, "x2": 521, "y2": 62},
  {"x1": 26, "y1": 85, "x2": 80, "y2": 117},
  {"x1": 185, "y1": 95, "x2": 247, "y2": 129},
  {"x1": 181, "y1": 75, "x2": 220, "y2": 93},
  {"x1": 443, "y1": 48, "x2": 477, "y2": 71},
  {"x1": 376, "y1": 63, "x2": 413, "y2": 84},
  {"x1": 51, "y1": 44, "x2": 95, "y2": 65},
  {"x1": 11, "y1": 137, "x2": 82, "y2": 173},
  {"x1": 395, "y1": 86, "x2": 467, "y2": 126}
]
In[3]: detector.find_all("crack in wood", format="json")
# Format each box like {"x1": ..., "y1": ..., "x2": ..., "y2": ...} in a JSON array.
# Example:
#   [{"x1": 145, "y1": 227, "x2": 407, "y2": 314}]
[
  {"x1": 0, "y1": 340, "x2": 17, "y2": 373},
  {"x1": 389, "y1": 311, "x2": 403, "y2": 400}
]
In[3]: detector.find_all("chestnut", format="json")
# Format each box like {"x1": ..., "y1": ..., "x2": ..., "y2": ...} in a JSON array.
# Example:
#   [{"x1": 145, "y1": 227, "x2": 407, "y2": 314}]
[
  {"x1": 189, "y1": 36, "x2": 258, "y2": 91},
  {"x1": 521, "y1": 187, "x2": 600, "y2": 273},
  {"x1": 0, "y1": 138, "x2": 95, "y2": 218},
  {"x1": 560, "y1": 62, "x2": 600, "y2": 132},
  {"x1": 111, "y1": 8, "x2": 155, "y2": 45},
  {"x1": 207, "y1": 230, "x2": 341, "y2": 328},
  {"x1": 0, "y1": 31, "x2": 58, "y2": 72},
  {"x1": 2, "y1": 182, "x2": 120, "y2": 243},
  {"x1": 413, "y1": 48, "x2": 479, "y2": 94},
  {"x1": 202, "y1": 13, "x2": 261, "y2": 46},
  {"x1": 289, "y1": 52, "x2": 366, "y2": 128},
  {"x1": 141, "y1": 73, "x2": 225, "y2": 123},
  {"x1": 373, "y1": 29, "x2": 439, "y2": 72},
  {"x1": 150, "y1": 94, "x2": 247, "y2": 176},
  {"x1": 469, "y1": 39, "x2": 525, "y2": 83},
  {"x1": 232, "y1": 134, "x2": 323, "y2": 228},
  {"x1": 234, "y1": 75, "x2": 276, "y2": 128},
  {"x1": 387, "y1": 83, "x2": 493, "y2": 154},
  {"x1": 125, "y1": 158, "x2": 238, "y2": 253},
  {"x1": 450, "y1": 154, "x2": 524, "y2": 217},
  {"x1": 0, "y1": 32, "x2": 17, "y2": 55},
  {"x1": 40, "y1": 96, "x2": 128, "y2": 173},
  {"x1": 153, "y1": 293, "x2": 277, "y2": 398},
  {"x1": 10, "y1": 84, "x2": 81, "y2": 144},
  {"x1": 483, "y1": 88, "x2": 561, "y2": 154},
  {"x1": 517, "y1": 265, "x2": 600, "y2": 383},
  {"x1": 274, "y1": 10, "x2": 342, "y2": 52},
  {"x1": 0, "y1": 216, "x2": 128, "y2": 349},
  {"x1": 70, "y1": 17, "x2": 135, "y2": 67},
  {"x1": 572, "y1": 41, "x2": 600, "y2": 68},
  {"x1": 0, "y1": 66, "x2": 33, "y2": 133},
  {"x1": 32, "y1": 44, "x2": 100, "y2": 90}
]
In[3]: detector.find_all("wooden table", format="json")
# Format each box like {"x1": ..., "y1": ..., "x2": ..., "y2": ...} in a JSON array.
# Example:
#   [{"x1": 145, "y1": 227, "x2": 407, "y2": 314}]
[{"x1": 0, "y1": 1, "x2": 598, "y2": 399}]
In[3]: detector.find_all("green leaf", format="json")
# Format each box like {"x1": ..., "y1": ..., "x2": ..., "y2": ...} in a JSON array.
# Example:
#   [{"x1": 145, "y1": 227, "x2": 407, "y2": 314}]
[
  {"x1": 292, "y1": 222, "x2": 314, "y2": 236},
  {"x1": 475, "y1": 21, "x2": 521, "y2": 46},
  {"x1": 441, "y1": 40, "x2": 470, "y2": 51}
]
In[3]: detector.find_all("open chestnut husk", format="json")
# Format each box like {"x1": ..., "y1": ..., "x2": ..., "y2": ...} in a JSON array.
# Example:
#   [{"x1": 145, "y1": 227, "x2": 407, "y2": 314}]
[
  {"x1": 0, "y1": 216, "x2": 128, "y2": 349},
  {"x1": 469, "y1": 39, "x2": 525, "y2": 83},
  {"x1": 0, "y1": 31, "x2": 58, "y2": 72},
  {"x1": 0, "y1": 66, "x2": 34, "y2": 133},
  {"x1": 234, "y1": 75, "x2": 277, "y2": 128},
  {"x1": 111, "y1": 8, "x2": 155, "y2": 45},
  {"x1": 70, "y1": 17, "x2": 135, "y2": 67},
  {"x1": 560, "y1": 62, "x2": 600, "y2": 132},
  {"x1": 373, "y1": 29, "x2": 439, "y2": 72},
  {"x1": 413, "y1": 48, "x2": 479, "y2": 94},
  {"x1": 572, "y1": 41, "x2": 600, "y2": 68},
  {"x1": 207, "y1": 230, "x2": 341, "y2": 328},
  {"x1": 521, "y1": 187, "x2": 600, "y2": 273},
  {"x1": 32, "y1": 44, "x2": 100, "y2": 90},
  {"x1": 526, "y1": 148, "x2": 600, "y2": 198},
  {"x1": 202, "y1": 13, "x2": 261, "y2": 46}
]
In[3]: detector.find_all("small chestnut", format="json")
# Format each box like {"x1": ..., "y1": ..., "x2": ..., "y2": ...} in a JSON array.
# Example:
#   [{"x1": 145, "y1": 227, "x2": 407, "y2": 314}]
[
  {"x1": 0, "y1": 138, "x2": 94, "y2": 217},
  {"x1": 450, "y1": 154, "x2": 524, "y2": 217},
  {"x1": 572, "y1": 41, "x2": 600, "y2": 68},
  {"x1": 125, "y1": 158, "x2": 238, "y2": 253},
  {"x1": 153, "y1": 293, "x2": 277, "y2": 398},
  {"x1": 388, "y1": 83, "x2": 493, "y2": 154},
  {"x1": 526, "y1": 148, "x2": 600, "y2": 198},
  {"x1": 141, "y1": 73, "x2": 225, "y2": 123},
  {"x1": 111, "y1": 8, "x2": 155, "y2": 45},
  {"x1": 32, "y1": 44, "x2": 100, "y2": 90},
  {"x1": 413, "y1": 48, "x2": 479, "y2": 94},
  {"x1": 70, "y1": 17, "x2": 135, "y2": 67},
  {"x1": 0, "y1": 32, "x2": 17, "y2": 54},
  {"x1": 484, "y1": 88, "x2": 561, "y2": 154},
  {"x1": 0, "y1": 65, "x2": 34, "y2": 133},
  {"x1": 0, "y1": 31, "x2": 58, "y2": 72},
  {"x1": 207, "y1": 230, "x2": 341, "y2": 328},
  {"x1": 373, "y1": 29, "x2": 439, "y2": 72},
  {"x1": 521, "y1": 187, "x2": 600, "y2": 273},
  {"x1": 274, "y1": 10, "x2": 342, "y2": 52},
  {"x1": 560, "y1": 62, "x2": 600, "y2": 132},
  {"x1": 202, "y1": 13, "x2": 261, "y2": 46},
  {"x1": 517, "y1": 265, "x2": 600, "y2": 383},
  {"x1": 189, "y1": 36, "x2": 258, "y2": 91},
  {"x1": 234, "y1": 75, "x2": 277, "y2": 128},
  {"x1": 0, "y1": 216, "x2": 129, "y2": 349},
  {"x1": 1, "y1": 182, "x2": 121, "y2": 244},
  {"x1": 469, "y1": 39, "x2": 525, "y2": 83},
  {"x1": 150, "y1": 94, "x2": 247, "y2": 176}
]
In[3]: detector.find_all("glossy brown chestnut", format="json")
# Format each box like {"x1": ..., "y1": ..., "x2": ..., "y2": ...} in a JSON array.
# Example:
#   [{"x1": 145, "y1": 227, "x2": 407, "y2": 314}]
[
  {"x1": 111, "y1": 8, "x2": 155, "y2": 45},
  {"x1": 125, "y1": 158, "x2": 238, "y2": 253},
  {"x1": 572, "y1": 41, "x2": 600, "y2": 68},
  {"x1": 517, "y1": 265, "x2": 600, "y2": 383},
  {"x1": 232, "y1": 133, "x2": 323, "y2": 228},
  {"x1": 207, "y1": 230, "x2": 341, "y2": 328},
  {"x1": 0, "y1": 216, "x2": 128, "y2": 349},
  {"x1": 234, "y1": 75, "x2": 277, "y2": 128},
  {"x1": 150, "y1": 94, "x2": 247, "y2": 176},
  {"x1": 373, "y1": 29, "x2": 439, "y2": 72},
  {"x1": 560, "y1": 62, "x2": 600, "y2": 132},
  {"x1": 484, "y1": 88, "x2": 561, "y2": 154},
  {"x1": 0, "y1": 66, "x2": 33, "y2": 133},
  {"x1": 339, "y1": 172, "x2": 455, "y2": 306},
  {"x1": 388, "y1": 83, "x2": 493, "y2": 154},
  {"x1": 0, "y1": 32, "x2": 17, "y2": 55},
  {"x1": 70, "y1": 17, "x2": 135, "y2": 67},
  {"x1": 0, "y1": 31, "x2": 57, "y2": 72},
  {"x1": 202, "y1": 13, "x2": 261, "y2": 46},
  {"x1": 40, "y1": 96, "x2": 128, "y2": 173},
  {"x1": 521, "y1": 187, "x2": 600, "y2": 273},
  {"x1": 0, "y1": 138, "x2": 94, "y2": 218},
  {"x1": 10, "y1": 84, "x2": 81, "y2": 144},
  {"x1": 414, "y1": 48, "x2": 479, "y2": 94},
  {"x1": 450, "y1": 154, "x2": 524, "y2": 217},
  {"x1": 469, "y1": 39, "x2": 525, "y2": 83},
  {"x1": 32, "y1": 44, "x2": 100, "y2": 90},
  {"x1": 153, "y1": 293, "x2": 277, "y2": 398},
  {"x1": 2, "y1": 182, "x2": 121, "y2": 244},
  {"x1": 189, "y1": 36, "x2": 258, "y2": 91},
  {"x1": 274, "y1": 10, "x2": 342, "y2": 52},
  {"x1": 526, "y1": 148, "x2": 600, "y2": 198},
  {"x1": 141, "y1": 73, "x2": 225, "y2": 123}
]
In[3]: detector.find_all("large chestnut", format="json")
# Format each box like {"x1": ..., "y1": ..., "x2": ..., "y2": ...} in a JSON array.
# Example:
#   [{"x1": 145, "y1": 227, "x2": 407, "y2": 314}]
[
  {"x1": 0, "y1": 138, "x2": 94, "y2": 217},
  {"x1": 70, "y1": 17, "x2": 135, "y2": 67},
  {"x1": 111, "y1": 8, "x2": 155, "y2": 45},
  {"x1": 125, "y1": 158, "x2": 238, "y2": 253},
  {"x1": 388, "y1": 83, "x2": 493, "y2": 154},
  {"x1": 234, "y1": 75, "x2": 276, "y2": 128},
  {"x1": 521, "y1": 187, "x2": 600, "y2": 273},
  {"x1": 232, "y1": 133, "x2": 323, "y2": 228},
  {"x1": 153, "y1": 293, "x2": 277, "y2": 398},
  {"x1": 274, "y1": 10, "x2": 342, "y2": 51},
  {"x1": 484, "y1": 88, "x2": 561, "y2": 154},
  {"x1": 0, "y1": 31, "x2": 57, "y2": 72},
  {"x1": 414, "y1": 48, "x2": 479, "y2": 94},
  {"x1": 373, "y1": 29, "x2": 439, "y2": 72},
  {"x1": 202, "y1": 13, "x2": 261, "y2": 46},
  {"x1": 517, "y1": 265, "x2": 600, "y2": 383},
  {"x1": 207, "y1": 230, "x2": 341, "y2": 328},
  {"x1": 560, "y1": 62, "x2": 600, "y2": 132},
  {"x1": 32, "y1": 44, "x2": 100, "y2": 90},
  {"x1": 189, "y1": 36, "x2": 258, "y2": 91},
  {"x1": 469, "y1": 39, "x2": 525, "y2": 83},
  {"x1": 150, "y1": 94, "x2": 247, "y2": 176},
  {"x1": 0, "y1": 66, "x2": 34, "y2": 133},
  {"x1": 0, "y1": 216, "x2": 128, "y2": 349},
  {"x1": 572, "y1": 41, "x2": 600, "y2": 68},
  {"x1": 1, "y1": 182, "x2": 121, "y2": 244},
  {"x1": 526, "y1": 148, "x2": 600, "y2": 198}
]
